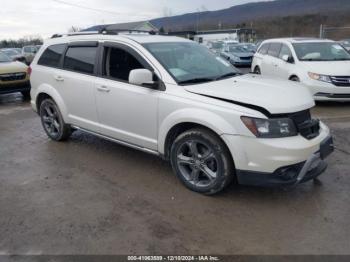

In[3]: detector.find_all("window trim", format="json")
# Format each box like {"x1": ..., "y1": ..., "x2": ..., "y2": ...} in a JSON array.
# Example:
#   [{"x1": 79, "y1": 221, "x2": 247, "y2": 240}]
[
  {"x1": 62, "y1": 43, "x2": 100, "y2": 76},
  {"x1": 37, "y1": 43, "x2": 67, "y2": 69},
  {"x1": 97, "y1": 41, "x2": 165, "y2": 91}
]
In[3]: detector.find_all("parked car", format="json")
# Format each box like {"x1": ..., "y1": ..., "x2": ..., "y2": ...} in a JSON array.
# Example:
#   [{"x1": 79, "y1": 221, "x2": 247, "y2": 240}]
[
  {"x1": 252, "y1": 38, "x2": 350, "y2": 101},
  {"x1": 208, "y1": 41, "x2": 224, "y2": 54},
  {"x1": 221, "y1": 44, "x2": 255, "y2": 66},
  {"x1": 30, "y1": 34, "x2": 333, "y2": 195},
  {"x1": 22, "y1": 46, "x2": 38, "y2": 65},
  {"x1": 0, "y1": 52, "x2": 30, "y2": 97},
  {"x1": 240, "y1": 43, "x2": 257, "y2": 53},
  {"x1": 339, "y1": 39, "x2": 350, "y2": 52},
  {"x1": 1, "y1": 48, "x2": 26, "y2": 63}
]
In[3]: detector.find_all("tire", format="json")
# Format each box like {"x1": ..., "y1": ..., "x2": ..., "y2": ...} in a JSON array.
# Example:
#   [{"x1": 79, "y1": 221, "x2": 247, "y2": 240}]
[
  {"x1": 290, "y1": 76, "x2": 300, "y2": 82},
  {"x1": 39, "y1": 98, "x2": 72, "y2": 141},
  {"x1": 254, "y1": 66, "x2": 261, "y2": 75},
  {"x1": 170, "y1": 128, "x2": 235, "y2": 195}
]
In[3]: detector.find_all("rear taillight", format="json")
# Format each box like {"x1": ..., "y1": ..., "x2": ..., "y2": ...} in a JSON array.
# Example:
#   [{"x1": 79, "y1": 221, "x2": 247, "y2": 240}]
[{"x1": 27, "y1": 66, "x2": 32, "y2": 76}]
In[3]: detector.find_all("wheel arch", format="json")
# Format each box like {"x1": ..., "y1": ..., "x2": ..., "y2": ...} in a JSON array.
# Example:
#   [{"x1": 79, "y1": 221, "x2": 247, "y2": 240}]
[
  {"x1": 158, "y1": 109, "x2": 237, "y2": 160},
  {"x1": 289, "y1": 74, "x2": 299, "y2": 81},
  {"x1": 35, "y1": 84, "x2": 68, "y2": 121}
]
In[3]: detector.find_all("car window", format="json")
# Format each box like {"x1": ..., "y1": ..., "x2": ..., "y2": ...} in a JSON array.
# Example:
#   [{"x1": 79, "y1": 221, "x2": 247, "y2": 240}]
[
  {"x1": 0, "y1": 52, "x2": 11, "y2": 63},
  {"x1": 258, "y1": 43, "x2": 269, "y2": 55},
  {"x1": 268, "y1": 43, "x2": 282, "y2": 57},
  {"x1": 24, "y1": 46, "x2": 36, "y2": 53},
  {"x1": 102, "y1": 47, "x2": 145, "y2": 82},
  {"x1": 279, "y1": 44, "x2": 293, "y2": 59},
  {"x1": 63, "y1": 46, "x2": 97, "y2": 74},
  {"x1": 38, "y1": 44, "x2": 66, "y2": 68},
  {"x1": 293, "y1": 42, "x2": 350, "y2": 61},
  {"x1": 144, "y1": 42, "x2": 239, "y2": 84}
]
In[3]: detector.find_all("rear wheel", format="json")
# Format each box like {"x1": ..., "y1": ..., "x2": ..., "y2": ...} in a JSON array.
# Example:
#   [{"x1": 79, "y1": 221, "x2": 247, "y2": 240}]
[
  {"x1": 39, "y1": 99, "x2": 72, "y2": 141},
  {"x1": 254, "y1": 66, "x2": 261, "y2": 75},
  {"x1": 170, "y1": 128, "x2": 234, "y2": 195}
]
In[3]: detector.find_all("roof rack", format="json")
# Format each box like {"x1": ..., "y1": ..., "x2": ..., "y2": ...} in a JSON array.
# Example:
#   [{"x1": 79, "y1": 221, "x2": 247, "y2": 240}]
[{"x1": 51, "y1": 27, "x2": 157, "y2": 39}]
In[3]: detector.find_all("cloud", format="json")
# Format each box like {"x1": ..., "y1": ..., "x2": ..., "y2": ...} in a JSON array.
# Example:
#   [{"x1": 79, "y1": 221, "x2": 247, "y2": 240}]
[{"x1": 0, "y1": 0, "x2": 269, "y2": 40}]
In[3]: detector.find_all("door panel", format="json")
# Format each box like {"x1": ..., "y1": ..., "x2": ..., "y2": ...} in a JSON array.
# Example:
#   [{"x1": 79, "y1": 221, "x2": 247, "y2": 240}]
[
  {"x1": 94, "y1": 78, "x2": 159, "y2": 150},
  {"x1": 58, "y1": 70, "x2": 99, "y2": 131}
]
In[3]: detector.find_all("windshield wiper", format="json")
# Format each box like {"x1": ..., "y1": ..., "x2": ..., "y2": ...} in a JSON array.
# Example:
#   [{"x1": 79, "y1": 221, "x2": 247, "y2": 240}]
[
  {"x1": 215, "y1": 72, "x2": 241, "y2": 81},
  {"x1": 178, "y1": 78, "x2": 215, "y2": 85}
]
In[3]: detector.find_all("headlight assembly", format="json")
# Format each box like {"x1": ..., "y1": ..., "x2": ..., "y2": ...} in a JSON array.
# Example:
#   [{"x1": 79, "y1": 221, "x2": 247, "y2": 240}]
[
  {"x1": 241, "y1": 116, "x2": 298, "y2": 138},
  {"x1": 308, "y1": 72, "x2": 332, "y2": 83}
]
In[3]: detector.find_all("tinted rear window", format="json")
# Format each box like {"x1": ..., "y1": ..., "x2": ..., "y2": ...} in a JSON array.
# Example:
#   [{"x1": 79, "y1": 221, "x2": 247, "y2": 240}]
[
  {"x1": 63, "y1": 47, "x2": 97, "y2": 74},
  {"x1": 38, "y1": 44, "x2": 66, "y2": 68},
  {"x1": 268, "y1": 43, "x2": 282, "y2": 57}
]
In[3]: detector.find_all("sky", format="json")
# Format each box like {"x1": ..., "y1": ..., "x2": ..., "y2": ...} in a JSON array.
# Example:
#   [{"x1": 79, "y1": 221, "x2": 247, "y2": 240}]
[{"x1": 0, "y1": 0, "x2": 270, "y2": 40}]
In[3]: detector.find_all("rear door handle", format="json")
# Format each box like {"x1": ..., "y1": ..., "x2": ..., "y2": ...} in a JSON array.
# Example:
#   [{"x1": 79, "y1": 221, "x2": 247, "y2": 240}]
[
  {"x1": 97, "y1": 85, "x2": 111, "y2": 93},
  {"x1": 54, "y1": 75, "x2": 64, "y2": 82}
]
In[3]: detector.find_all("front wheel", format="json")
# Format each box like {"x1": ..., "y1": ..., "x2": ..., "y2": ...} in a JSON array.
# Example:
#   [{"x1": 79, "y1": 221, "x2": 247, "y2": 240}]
[
  {"x1": 253, "y1": 66, "x2": 261, "y2": 75},
  {"x1": 170, "y1": 128, "x2": 235, "y2": 195},
  {"x1": 39, "y1": 99, "x2": 72, "y2": 141},
  {"x1": 290, "y1": 76, "x2": 300, "y2": 82}
]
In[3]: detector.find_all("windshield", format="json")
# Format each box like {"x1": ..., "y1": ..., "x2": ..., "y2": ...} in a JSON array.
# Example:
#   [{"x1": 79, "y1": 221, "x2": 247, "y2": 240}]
[
  {"x1": 229, "y1": 46, "x2": 249, "y2": 53},
  {"x1": 0, "y1": 52, "x2": 11, "y2": 63},
  {"x1": 293, "y1": 42, "x2": 350, "y2": 61},
  {"x1": 144, "y1": 42, "x2": 240, "y2": 84},
  {"x1": 211, "y1": 42, "x2": 224, "y2": 50}
]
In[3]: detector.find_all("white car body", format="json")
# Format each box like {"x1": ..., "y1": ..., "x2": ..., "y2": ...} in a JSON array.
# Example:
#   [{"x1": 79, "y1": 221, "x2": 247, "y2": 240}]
[
  {"x1": 30, "y1": 34, "x2": 333, "y2": 193},
  {"x1": 252, "y1": 38, "x2": 350, "y2": 101}
]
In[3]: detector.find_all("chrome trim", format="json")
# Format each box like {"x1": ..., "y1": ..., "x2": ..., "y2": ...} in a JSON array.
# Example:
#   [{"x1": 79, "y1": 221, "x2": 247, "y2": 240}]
[{"x1": 72, "y1": 126, "x2": 159, "y2": 156}]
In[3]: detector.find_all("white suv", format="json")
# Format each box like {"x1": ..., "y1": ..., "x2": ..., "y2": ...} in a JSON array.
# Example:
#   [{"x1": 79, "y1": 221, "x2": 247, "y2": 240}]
[
  {"x1": 30, "y1": 33, "x2": 334, "y2": 195},
  {"x1": 252, "y1": 38, "x2": 350, "y2": 101}
]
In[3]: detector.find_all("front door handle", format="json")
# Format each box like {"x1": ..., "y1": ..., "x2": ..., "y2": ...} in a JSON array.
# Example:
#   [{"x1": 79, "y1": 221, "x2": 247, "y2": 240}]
[
  {"x1": 97, "y1": 85, "x2": 111, "y2": 93},
  {"x1": 54, "y1": 75, "x2": 64, "y2": 82}
]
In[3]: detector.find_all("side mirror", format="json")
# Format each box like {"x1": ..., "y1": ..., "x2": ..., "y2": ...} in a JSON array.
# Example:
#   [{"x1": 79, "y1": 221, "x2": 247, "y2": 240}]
[
  {"x1": 129, "y1": 69, "x2": 156, "y2": 88},
  {"x1": 282, "y1": 54, "x2": 294, "y2": 63}
]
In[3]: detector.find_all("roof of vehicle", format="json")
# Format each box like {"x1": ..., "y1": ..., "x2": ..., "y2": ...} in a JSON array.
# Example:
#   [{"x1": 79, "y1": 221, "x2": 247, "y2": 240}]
[
  {"x1": 262, "y1": 37, "x2": 334, "y2": 44},
  {"x1": 44, "y1": 33, "x2": 192, "y2": 46}
]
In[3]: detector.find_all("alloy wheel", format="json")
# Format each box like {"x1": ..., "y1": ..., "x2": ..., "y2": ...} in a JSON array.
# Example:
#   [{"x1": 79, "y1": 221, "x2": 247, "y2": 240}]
[
  {"x1": 42, "y1": 103, "x2": 61, "y2": 138},
  {"x1": 176, "y1": 140, "x2": 219, "y2": 188}
]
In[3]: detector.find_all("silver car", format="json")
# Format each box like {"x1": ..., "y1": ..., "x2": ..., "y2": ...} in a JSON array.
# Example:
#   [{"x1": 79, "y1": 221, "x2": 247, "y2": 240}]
[{"x1": 221, "y1": 44, "x2": 254, "y2": 66}]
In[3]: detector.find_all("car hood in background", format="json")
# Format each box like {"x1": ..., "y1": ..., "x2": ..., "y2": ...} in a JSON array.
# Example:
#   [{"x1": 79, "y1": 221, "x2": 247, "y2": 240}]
[
  {"x1": 225, "y1": 52, "x2": 254, "y2": 58},
  {"x1": 184, "y1": 74, "x2": 315, "y2": 115},
  {"x1": 0, "y1": 61, "x2": 27, "y2": 74},
  {"x1": 300, "y1": 61, "x2": 350, "y2": 75}
]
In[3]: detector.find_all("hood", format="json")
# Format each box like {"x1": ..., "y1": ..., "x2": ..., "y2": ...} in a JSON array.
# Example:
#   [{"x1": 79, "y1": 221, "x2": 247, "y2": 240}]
[
  {"x1": 300, "y1": 61, "x2": 350, "y2": 75},
  {"x1": 0, "y1": 61, "x2": 27, "y2": 74},
  {"x1": 184, "y1": 74, "x2": 315, "y2": 115}
]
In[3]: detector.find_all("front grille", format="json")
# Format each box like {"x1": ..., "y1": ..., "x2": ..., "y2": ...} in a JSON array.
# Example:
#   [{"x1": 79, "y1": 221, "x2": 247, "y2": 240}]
[
  {"x1": 289, "y1": 110, "x2": 320, "y2": 140},
  {"x1": 330, "y1": 76, "x2": 350, "y2": 87},
  {"x1": 240, "y1": 56, "x2": 252, "y2": 61},
  {"x1": 0, "y1": 72, "x2": 26, "y2": 82}
]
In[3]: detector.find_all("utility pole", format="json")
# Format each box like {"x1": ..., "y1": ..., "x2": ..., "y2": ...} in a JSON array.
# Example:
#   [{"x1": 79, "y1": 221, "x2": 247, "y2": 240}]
[{"x1": 320, "y1": 24, "x2": 324, "y2": 38}]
